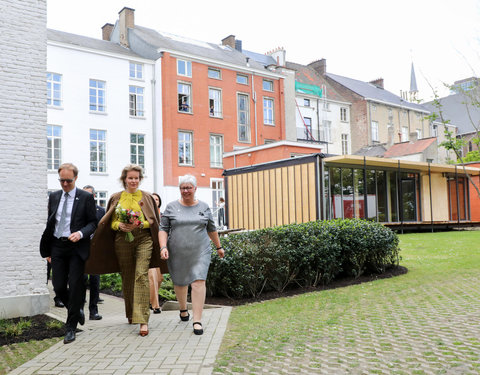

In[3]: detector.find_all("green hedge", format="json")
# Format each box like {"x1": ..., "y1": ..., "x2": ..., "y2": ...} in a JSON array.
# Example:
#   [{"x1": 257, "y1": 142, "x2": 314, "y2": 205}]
[{"x1": 206, "y1": 219, "x2": 400, "y2": 299}]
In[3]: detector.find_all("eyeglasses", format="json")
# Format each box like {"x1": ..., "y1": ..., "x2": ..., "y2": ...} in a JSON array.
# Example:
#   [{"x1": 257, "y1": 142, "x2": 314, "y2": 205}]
[
  {"x1": 58, "y1": 179, "x2": 74, "y2": 183},
  {"x1": 180, "y1": 186, "x2": 194, "y2": 191}
]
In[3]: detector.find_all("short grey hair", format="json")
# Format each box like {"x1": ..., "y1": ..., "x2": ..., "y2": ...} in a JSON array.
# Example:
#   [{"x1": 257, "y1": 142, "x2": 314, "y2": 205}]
[
  {"x1": 179, "y1": 174, "x2": 197, "y2": 187},
  {"x1": 83, "y1": 185, "x2": 95, "y2": 195}
]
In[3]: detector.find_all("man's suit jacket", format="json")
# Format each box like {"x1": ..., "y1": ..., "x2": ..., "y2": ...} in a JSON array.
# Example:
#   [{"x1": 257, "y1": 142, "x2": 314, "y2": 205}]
[{"x1": 40, "y1": 188, "x2": 97, "y2": 260}]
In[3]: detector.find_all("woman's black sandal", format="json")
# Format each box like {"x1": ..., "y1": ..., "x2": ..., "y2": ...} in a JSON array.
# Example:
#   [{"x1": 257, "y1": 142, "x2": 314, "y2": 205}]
[
  {"x1": 179, "y1": 309, "x2": 190, "y2": 321},
  {"x1": 193, "y1": 322, "x2": 203, "y2": 335}
]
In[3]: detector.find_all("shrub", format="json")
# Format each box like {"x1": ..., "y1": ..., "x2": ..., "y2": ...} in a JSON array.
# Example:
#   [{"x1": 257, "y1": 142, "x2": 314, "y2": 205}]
[{"x1": 207, "y1": 219, "x2": 400, "y2": 299}]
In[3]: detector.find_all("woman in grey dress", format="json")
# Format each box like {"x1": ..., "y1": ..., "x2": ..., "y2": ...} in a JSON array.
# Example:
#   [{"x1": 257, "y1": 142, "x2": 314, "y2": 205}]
[{"x1": 159, "y1": 174, "x2": 224, "y2": 335}]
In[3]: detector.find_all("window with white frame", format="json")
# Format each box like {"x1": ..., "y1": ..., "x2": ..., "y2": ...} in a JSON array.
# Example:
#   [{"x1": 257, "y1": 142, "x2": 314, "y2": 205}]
[
  {"x1": 371, "y1": 103, "x2": 377, "y2": 111},
  {"x1": 211, "y1": 178, "x2": 225, "y2": 227},
  {"x1": 129, "y1": 62, "x2": 143, "y2": 79},
  {"x1": 431, "y1": 123, "x2": 438, "y2": 137},
  {"x1": 208, "y1": 67, "x2": 221, "y2": 79},
  {"x1": 178, "y1": 82, "x2": 192, "y2": 113},
  {"x1": 342, "y1": 134, "x2": 348, "y2": 155},
  {"x1": 371, "y1": 121, "x2": 379, "y2": 142},
  {"x1": 340, "y1": 107, "x2": 348, "y2": 122},
  {"x1": 129, "y1": 86, "x2": 144, "y2": 116},
  {"x1": 416, "y1": 129, "x2": 422, "y2": 139},
  {"x1": 209, "y1": 88, "x2": 222, "y2": 117},
  {"x1": 47, "y1": 125, "x2": 61, "y2": 170},
  {"x1": 263, "y1": 79, "x2": 273, "y2": 91},
  {"x1": 236, "y1": 74, "x2": 248, "y2": 85},
  {"x1": 130, "y1": 133, "x2": 145, "y2": 169},
  {"x1": 177, "y1": 59, "x2": 192, "y2": 77},
  {"x1": 95, "y1": 191, "x2": 108, "y2": 208},
  {"x1": 90, "y1": 129, "x2": 106, "y2": 172},
  {"x1": 304, "y1": 98, "x2": 310, "y2": 107},
  {"x1": 303, "y1": 117, "x2": 313, "y2": 140},
  {"x1": 89, "y1": 79, "x2": 106, "y2": 112},
  {"x1": 320, "y1": 120, "x2": 332, "y2": 142},
  {"x1": 237, "y1": 93, "x2": 250, "y2": 142},
  {"x1": 263, "y1": 97, "x2": 274, "y2": 125},
  {"x1": 323, "y1": 101, "x2": 330, "y2": 111},
  {"x1": 401, "y1": 126, "x2": 408, "y2": 141},
  {"x1": 47, "y1": 72, "x2": 62, "y2": 107},
  {"x1": 210, "y1": 134, "x2": 223, "y2": 168},
  {"x1": 178, "y1": 131, "x2": 193, "y2": 165}
]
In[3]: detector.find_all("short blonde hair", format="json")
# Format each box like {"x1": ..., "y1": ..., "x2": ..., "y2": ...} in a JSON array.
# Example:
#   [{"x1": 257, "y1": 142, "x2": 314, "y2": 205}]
[
  {"x1": 119, "y1": 164, "x2": 144, "y2": 189},
  {"x1": 58, "y1": 163, "x2": 78, "y2": 177}
]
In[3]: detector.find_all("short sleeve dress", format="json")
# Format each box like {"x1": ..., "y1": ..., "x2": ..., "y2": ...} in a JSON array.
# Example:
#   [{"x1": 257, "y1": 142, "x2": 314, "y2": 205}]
[{"x1": 159, "y1": 200, "x2": 217, "y2": 286}]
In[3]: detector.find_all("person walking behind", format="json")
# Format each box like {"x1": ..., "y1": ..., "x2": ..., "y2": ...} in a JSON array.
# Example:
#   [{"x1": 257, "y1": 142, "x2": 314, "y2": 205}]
[
  {"x1": 82, "y1": 185, "x2": 104, "y2": 321},
  {"x1": 40, "y1": 163, "x2": 97, "y2": 344},
  {"x1": 149, "y1": 193, "x2": 164, "y2": 314},
  {"x1": 86, "y1": 165, "x2": 167, "y2": 337},
  {"x1": 159, "y1": 174, "x2": 224, "y2": 335}
]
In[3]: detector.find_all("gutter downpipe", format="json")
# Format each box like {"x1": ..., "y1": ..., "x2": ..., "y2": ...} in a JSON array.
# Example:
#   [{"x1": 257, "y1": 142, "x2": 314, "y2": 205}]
[{"x1": 252, "y1": 72, "x2": 258, "y2": 146}]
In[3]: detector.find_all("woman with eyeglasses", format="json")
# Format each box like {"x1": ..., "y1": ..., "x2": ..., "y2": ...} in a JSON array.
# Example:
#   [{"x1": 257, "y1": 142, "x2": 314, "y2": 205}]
[{"x1": 159, "y1": 174, "x2": 224, "y2": 335}]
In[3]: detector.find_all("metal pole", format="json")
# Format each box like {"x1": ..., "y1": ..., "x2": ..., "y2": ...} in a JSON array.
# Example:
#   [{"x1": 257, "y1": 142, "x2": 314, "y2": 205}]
[
  {"x1": 428, "y1": 163, "x2": 433, "y2": 232},
  {"x1": 398, "y1": 160, "x2": 403, "y2": 234},
  {"x1": 363, "y1": 156, "x2": 368, "y2": 219}
]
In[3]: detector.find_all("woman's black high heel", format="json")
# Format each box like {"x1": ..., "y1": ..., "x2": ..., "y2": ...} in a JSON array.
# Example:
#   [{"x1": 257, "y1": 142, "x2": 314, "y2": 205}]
[
  {"x1": 179, "y1": 309, "x2": 190, "y2": 321},
  {"x1": 193, "y1": 322, "x2": 203, "y2": 335}
]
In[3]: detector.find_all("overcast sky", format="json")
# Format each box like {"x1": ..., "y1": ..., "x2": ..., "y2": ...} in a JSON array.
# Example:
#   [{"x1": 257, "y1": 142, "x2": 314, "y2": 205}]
[{"x1": 47, "y1": 0, "x2": 480, "y2": 101}]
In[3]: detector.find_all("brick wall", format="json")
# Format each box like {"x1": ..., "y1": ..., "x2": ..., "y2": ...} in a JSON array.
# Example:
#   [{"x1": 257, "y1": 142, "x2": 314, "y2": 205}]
[{"x1": 0, "y1": 0, "x2": 49, "y2": 318}]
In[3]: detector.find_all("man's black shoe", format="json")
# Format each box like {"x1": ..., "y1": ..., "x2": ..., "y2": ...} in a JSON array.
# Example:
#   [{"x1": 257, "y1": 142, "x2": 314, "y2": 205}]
[
  {"x1": 89, "y1": 313, "x2": 102, "y2": 320},
  {"x1": 98, "y1": 298, "x2": 104, "y2": 304},
  {"x1": 64, "y1": 330, "x2": 75, "y2": 344},
  {"x1": 54, "y1": 298, "x2": 64, "y2": 308},
  {"x1": 79, "y1": 309, "x2": 85, "y2": 326}
]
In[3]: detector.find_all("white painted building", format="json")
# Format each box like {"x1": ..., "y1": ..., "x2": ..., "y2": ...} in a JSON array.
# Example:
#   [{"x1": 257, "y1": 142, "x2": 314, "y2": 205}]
[
  {"x1": 47, "y1": 29, "x2": 163, "y2": 206},
  {"x1": 0, "y1": 0, "x2": 48, "y2": 319}
]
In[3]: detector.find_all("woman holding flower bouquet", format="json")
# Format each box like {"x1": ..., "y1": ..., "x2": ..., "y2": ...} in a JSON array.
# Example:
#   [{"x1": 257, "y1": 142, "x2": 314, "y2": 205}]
[{"x1": 85, "y1": 165, "x2": 167, "y2": 337}]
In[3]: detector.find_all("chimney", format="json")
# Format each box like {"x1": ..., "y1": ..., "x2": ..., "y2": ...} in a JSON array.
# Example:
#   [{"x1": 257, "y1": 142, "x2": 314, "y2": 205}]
[
  {"x1": 102, "y1": 23, "x2": 114, "y2": 41},
  {"x1": 118, "y1": 7, "x2": 135, "y2": 48},
  {"x1": 265, "y1": 47, "x2": 286, "y2": 67},
  {"x1": 308, "y1": 59, "x2": 327, "y2": 75},
  {"x1": 221, "y1": 35, "x2": 236, "y2": 49},
  {"x1": 409, "y1": 132, "x2": 418, "y2": 143},
  {"x1": 369, "y1": 78, "x2": 384, "y2": 89}
]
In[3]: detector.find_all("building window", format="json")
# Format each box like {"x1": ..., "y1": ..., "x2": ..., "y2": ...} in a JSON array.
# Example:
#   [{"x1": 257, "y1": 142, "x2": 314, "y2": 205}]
[
  {"x1": 432, "y1": 124, "x2": 438, "y2": 137},
  {"x1": 371, "y1": 103, "x2": 377, "y2": 111},
  {"x1": 237, "y1": 93, "x2": 250, "y2": 142},
  {"x1": 469, "y1": 141, "x2": 473, "y2": 152},
  {"x1": 208, "y1": 68, "x2": 221, "y2": 79},
  {"x1": 129, "y1": 86, "x2": 144, "y2": 117},
  {"x1": 402, "y1": 126, "x2": 408, "y2": 142},
  {"x1": 340, "y1": 107, "x2": 348, "y2": 122},
  {"x1": 177, "y1": 59, "x2": 192, "y2": 77},
  {"x1": 342, "y1": 134, "x2": 348, "y2": 155},
  {"x1": 304, "y1": 98, "x2": 310, "y2": 107},
  {"x1": 210, "y1": 134, "x2": 223, "y2": 168},
  {"x1": 263, "y1": 79, "x2": 273, "y2": 91},
  {"x1": 47, "y1": 73, "x2": 62, "y2": 107},
  {"x1": 416, "y1": 129, "x2": 422, "y2": 139},
  {"x1": 129, "y1": 62, "x2": 143, "y2": 79},
  {"x1": 178, "y1": 82, "x2": 191, "y2": 113},
  {"x1": 47, "y1": 125, "x2": 61, "y2": 170},
  {"x1": 323, "y1": 101, "x2": 330, "y2": 111},
  {"x1": 320, "y1": 120, "x2": 332, "y2": 142},
  {"x1": 371, "y1": 121, "x2": 379, "y2": 142},
  {"x1": 178, "y1": 131, "x2": 193, "y2": 166},
  {"x1": 263, "y1": 97, "x2": 274, "y2": 125},
  {"x1": 90, "y1": 129, "x2": 106, "y2": 173},
  {"x1": 211, "y1": 178, "x2": 225, "y2": 227},
  {"x1": 130, "y1": 133, "x2": 145, "y2": 169},
  {"x1": 209, "y1": 88, "x2": 222, "y2": 117},
  {"x1": 89, "y1": 79, "x2": 106, "y2": 112},
  {"x1": 304, "y1": 117, "x2": 313, "y2": 140},
  {"x1": 236, "y1": 74, "x2": 248, "y2": 85},
  {"x1": 95, "y1": 191, "x2": 108, "y2": 208}
]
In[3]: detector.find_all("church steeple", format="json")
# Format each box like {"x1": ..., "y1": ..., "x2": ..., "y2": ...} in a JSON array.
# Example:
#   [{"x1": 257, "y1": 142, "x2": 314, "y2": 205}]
[{"x1": 409, "y1": 62, "x2": 418, "y2": 101}]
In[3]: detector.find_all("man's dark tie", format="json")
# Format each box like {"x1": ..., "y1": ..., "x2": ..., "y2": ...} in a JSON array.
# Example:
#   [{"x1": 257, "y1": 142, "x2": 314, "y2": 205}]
[{"x1": 55, "y1": 192, "x2": 69, "y2": 238}]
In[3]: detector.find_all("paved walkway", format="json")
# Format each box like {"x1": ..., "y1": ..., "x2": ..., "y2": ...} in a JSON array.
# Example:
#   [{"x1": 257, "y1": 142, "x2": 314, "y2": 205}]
[{"x1": 10, "y1": 284, "x2": 231, "y2": 375}]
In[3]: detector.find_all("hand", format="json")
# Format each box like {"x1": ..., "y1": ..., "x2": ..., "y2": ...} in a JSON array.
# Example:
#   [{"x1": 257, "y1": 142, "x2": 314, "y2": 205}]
[
  {"x1": 160, "y1": 247, "x2": 169, "y2": 260},
  {"x1": 217, "y1": 248, "x2": 225, "y2": 258},
  {"x1": 68, "y1": 231, "x2": 82, "y2": 242},
  {"x1": 46, "y1": 257, "x2": 51, "y2": 263},
  {"x1": 119, "y1": 223, "x2": 136, "y2": 232}
]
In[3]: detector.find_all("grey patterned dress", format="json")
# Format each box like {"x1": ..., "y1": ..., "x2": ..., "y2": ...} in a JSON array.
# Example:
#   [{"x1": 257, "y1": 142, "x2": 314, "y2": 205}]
[{"x1": 159, "y1": 200, "x2": 217, "y2": 286}]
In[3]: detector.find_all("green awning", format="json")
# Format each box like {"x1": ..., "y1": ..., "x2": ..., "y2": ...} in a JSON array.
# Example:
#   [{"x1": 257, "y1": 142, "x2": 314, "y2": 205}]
[{"x1": 295, "y1": 81, "x2": 323, "y2": 97}]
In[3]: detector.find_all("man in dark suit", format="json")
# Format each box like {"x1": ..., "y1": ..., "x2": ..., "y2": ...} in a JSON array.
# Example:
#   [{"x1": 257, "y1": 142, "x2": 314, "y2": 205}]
[
  {"x1": 40, "y1": 163, "x2": 97, "y2": 344},
  {"x1": 82, "y1": 185, "x2": 105, "y2": 321}
]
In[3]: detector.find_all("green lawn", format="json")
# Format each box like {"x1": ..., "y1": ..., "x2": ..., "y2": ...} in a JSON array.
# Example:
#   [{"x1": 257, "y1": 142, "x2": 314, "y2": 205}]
[{"x1": 214, "y1": 231, "x2": 480, "y2": 374}]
